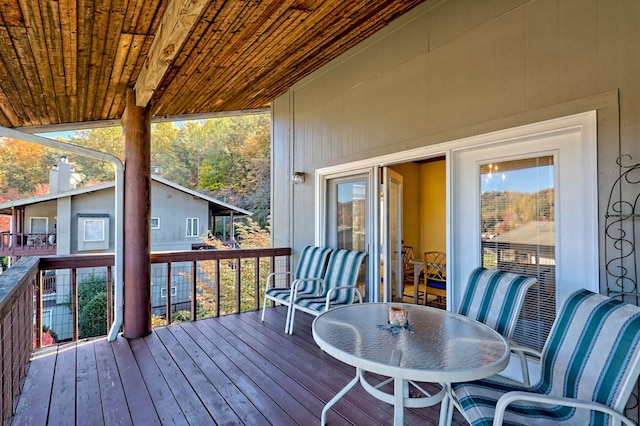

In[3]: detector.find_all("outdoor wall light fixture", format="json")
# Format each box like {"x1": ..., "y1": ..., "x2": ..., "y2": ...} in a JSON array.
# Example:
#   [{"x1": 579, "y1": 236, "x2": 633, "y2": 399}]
[{"x1": 291, "y1": 171, "x2": 305, "y2": 184}]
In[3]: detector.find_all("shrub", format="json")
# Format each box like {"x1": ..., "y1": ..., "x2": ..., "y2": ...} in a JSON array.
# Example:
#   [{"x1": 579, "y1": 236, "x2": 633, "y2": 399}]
[
  {"x1": 79, "y1": 292, "x2": 108, "y2": 338},
  {"x1": 172, "y1": 310, "x2": 191, "y2": 323},
  {"x1": 77, "y1": 274, "x2": 108, "y2": 309}
]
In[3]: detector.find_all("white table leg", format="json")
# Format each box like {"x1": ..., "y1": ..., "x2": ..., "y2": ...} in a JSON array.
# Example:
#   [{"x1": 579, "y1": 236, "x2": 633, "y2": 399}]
[
  {"x1": 438, "y1": 383, "x2": 453, "y2": 426},
  {"x1": 321, "y1": 368, "x2": 361, "y2": 425},
  {"x1": 393, "y1": 377, "x2": 407, "y2": 425}
]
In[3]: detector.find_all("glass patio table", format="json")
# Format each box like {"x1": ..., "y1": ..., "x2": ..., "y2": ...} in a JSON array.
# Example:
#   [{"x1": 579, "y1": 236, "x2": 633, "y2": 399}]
[{"x1": 312, "y1": 302, "x2": 510, "y2": 425}]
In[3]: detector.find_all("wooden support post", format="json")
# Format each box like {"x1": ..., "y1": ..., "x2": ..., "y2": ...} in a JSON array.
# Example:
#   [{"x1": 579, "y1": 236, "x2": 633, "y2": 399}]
[{"x1": 123, "y1": 89, "x2": 152, "y2": 339}]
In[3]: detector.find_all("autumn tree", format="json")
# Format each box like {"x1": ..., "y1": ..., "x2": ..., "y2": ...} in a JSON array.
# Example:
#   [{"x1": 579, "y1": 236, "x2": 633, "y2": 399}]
[
  {"x1": 0, "y1": 138, "x2": 59, "y2": 193},
  {"x1": 1, "y1": 113, "x2": 271, "y2": 229},
  {"x1": 162, "y1": 217, "x2": 272, "y2": 324},
  {"x1": 66, "y1": 127, "x2": 124, "y2": 183}
]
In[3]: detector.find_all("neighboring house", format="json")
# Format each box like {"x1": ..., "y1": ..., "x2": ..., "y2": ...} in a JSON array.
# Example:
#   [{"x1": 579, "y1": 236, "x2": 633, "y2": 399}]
[
  {"x1": 270, "y1": 1, "x2": 639, "y2": 359},
  {"x1": 0, "y1": 157, "x2": 250, "y2": 339}
]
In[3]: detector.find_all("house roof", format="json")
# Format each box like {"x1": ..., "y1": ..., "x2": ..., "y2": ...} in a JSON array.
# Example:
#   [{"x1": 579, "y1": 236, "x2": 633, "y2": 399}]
[
  {"x1": 0, "y1": 0, "x2": 425, "y2": 132},
  {"x1": 0, "y1": 176, "x2": 251, "y2": 217},
  {"x1": 491, "y1": 221, "x2": 555, "y2": 247}
]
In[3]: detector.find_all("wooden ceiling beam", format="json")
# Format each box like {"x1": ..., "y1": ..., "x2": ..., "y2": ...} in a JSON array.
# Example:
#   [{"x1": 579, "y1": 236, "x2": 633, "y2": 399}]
[{"x1": 134, "y1": 0, "x2": 209, "y2": 108}]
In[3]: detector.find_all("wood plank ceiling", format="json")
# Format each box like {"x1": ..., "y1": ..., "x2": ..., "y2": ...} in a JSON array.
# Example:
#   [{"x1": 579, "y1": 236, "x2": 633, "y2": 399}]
[{"x1": 0, "y1": 0, "x2": 425, "y2": 131}]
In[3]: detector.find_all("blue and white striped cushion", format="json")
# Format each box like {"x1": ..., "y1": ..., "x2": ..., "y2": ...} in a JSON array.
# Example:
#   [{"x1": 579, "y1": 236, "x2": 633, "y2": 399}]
[
  {"x1": 458, "y1": 267, "x2": 537, "y2": 338},
  {"x1": 454, "y1": 289, "x2": 640, "y2": 425},
  {"x1": 294, "y1": 249, "x2": 367, "y2": 310},
  {"x1": 264, "y1": 246, "x2": 332, "y2": 302}
]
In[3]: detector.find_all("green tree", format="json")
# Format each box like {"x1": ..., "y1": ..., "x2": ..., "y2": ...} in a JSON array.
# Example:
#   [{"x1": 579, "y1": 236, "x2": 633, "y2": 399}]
[
  {"x1": 73, "y1": 274, "x2": 109, "y2": 339},
  {"x1": 67, "y1": 127, "x2": 124, "y2": 183},
  {"x1": 159, "y1": 216, "x2": 273, "y2": 325},
  {"x1": 79, "y1": 292, "x2": 108, "y2": 338},
  {"x1": 198, "y1": 114, "x2": 271, "y2": 227}
]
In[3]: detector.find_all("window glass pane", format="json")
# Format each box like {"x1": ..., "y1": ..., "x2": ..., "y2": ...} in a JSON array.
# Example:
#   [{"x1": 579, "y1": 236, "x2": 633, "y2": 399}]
[
  {"x1": 480, "y1": 156, "x2": 556, "y2": 351},
  {"x1": 84, "y1": 219, "x2": 105, "y2": 241},
  {"x1": 30, "y1": 217, "x2": 47, "y2": 233},
  {"x1": 337, "y1": 181, "x2": 366, "y2": 251},
  {"x1": 186, "y1": 218, "x2": 199, "y2": 237}
]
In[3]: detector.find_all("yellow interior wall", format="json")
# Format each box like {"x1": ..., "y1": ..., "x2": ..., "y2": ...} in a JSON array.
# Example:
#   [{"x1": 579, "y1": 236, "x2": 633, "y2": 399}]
[
  {"x1": 420, "y1": 160, "x2": 446, "y2": 255},
  {"x1": 389, "y1": 163, "x2": 421, "y2": 256}
]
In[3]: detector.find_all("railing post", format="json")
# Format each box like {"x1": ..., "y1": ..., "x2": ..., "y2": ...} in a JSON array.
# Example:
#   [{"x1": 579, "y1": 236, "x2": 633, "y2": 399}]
[
  {"x1": 166, "y1": 262, "x2": 172, "y2": 325},
  {"x1": 191, "y1": 261, "x2": 197, "y2": 321},
  {"x1": 215, "y1": 259, "x2": 220, "y2": 317},
  {"x1": 34, "y1": 271, "x2": 42, "y2": 349},
  {"x1": 71, "y1": 268, "x2": 78, "y2": 341},
  {"x1": 106, "y1": 266, "x2": 113, "y2": 333},
  {"x1": 254, "y1": 257, "x2": 260, "y2": 311},
  {"x1": 235, "y1": 259, "x2": 241, "y2": 313}
]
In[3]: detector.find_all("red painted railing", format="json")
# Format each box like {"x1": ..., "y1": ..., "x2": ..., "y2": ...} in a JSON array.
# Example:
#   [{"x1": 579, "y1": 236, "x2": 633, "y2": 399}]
[
  {"x1": 0, "y1": 247, "x2": 291, "y2": 423},
  {"x1": 0, "y1": 232, "x2": 57, "y2": 257},
  {"x1": 0, "y1": 256, "x2": 38, "y2": 423}
]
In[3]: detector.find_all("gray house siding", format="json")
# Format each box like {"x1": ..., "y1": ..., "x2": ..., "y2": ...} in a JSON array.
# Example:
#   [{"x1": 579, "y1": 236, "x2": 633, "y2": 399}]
[
  {"x1": 20, "y1": 180, "x2": 218, "y2": 340},
  {"x1": 70, "y1": 190, "x2": 117, "y2": 253},
  {"x1": 150, "y1": 183, "x2": 209, "y2": 251},
  {"x1": 271, "y1": 0, "x2": 638, "y2": 290}
]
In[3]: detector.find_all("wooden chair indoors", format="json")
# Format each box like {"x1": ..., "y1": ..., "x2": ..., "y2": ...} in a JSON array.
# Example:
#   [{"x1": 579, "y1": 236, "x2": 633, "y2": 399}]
[
  {"x1": 423, "y1": 251, "x2": 446, "y2": 307},
  {"x1": 401, "y1": 245, "x2": 423, "y2": 302}
]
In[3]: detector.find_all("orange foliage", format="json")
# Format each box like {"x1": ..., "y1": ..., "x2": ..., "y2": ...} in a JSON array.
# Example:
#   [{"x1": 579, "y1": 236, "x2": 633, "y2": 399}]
[{"x1": 32, "y1": 183, "x2": 50, "y2": 196}]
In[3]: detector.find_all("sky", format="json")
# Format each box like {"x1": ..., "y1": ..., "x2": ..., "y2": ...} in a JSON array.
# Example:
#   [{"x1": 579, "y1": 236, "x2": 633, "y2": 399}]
[{"x1": 482, "y1": 165, "x2": 554, "y2": 194}]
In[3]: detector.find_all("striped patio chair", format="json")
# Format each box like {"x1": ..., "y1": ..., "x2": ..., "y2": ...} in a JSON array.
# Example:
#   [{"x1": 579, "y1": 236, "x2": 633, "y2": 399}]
[
  {"x1": 261, "y1": 246, "x2": 332, "y2": 332},
  {"x1": 458, "y1": 267, "x2": 537, "y2": 340},
  {"x1": 287, "y1": 248, "x2": 367, "y2": 334},
  {"x1": 452, "y1": 289, "x2": 640, "y2": 426},
  {"x1": 457, "y1": 267, "x2": 537, "y2": 386}
]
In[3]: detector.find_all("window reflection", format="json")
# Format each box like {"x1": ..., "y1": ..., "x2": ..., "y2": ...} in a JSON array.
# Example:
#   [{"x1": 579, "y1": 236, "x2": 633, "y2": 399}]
[
  {"x1": 480, "y1": 156, "x2": 556, "y2": 351},
  {"x1": 337, "y1": 181, "x2": 366, "y2": 251}
]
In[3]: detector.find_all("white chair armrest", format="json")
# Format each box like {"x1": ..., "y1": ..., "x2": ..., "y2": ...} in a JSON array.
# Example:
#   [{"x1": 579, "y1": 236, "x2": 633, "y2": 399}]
[
  {"x1": 291, "y1": 277, "x2": 325, "y2": 299},
  {"x1": 325, "y1": 286, "x2": 363, "y2": 309},
  {"x1": 265, "y1": 271, "x2": 293, "y2": 289},
  {"x1": 493, "y1": 391, "x2": 635, "y2": 426},
  {"x1": 508, "y1": 340, "x2": 542, "y2": 386},
  {"x1": 509, "y1": 341, "x2": 542, "y2": 358}
]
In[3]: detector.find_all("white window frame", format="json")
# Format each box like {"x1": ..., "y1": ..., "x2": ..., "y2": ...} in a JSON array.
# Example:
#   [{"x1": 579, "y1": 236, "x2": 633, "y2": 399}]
[
  {"x1": 450, "y1": 111, "x2": 598, "y2": 309},
  {"x1": 160, "y1": 286, "x2": 177, "y2": 298},
  {"x1": 316, "y1": 111, "x2": 598, "y2": 309},
  {"x1": 30, "y1": 217, "x2": 48, "y2": 233},
  {"x1": 34, "y1": 309, "x2": 53, "y2": 328},
  {"x1": 186, "y1": 218, "x2": 199, "y2": 237},
  {"x1": 77, "y1": 215, "x2": 110, "y2": 251},
  {"x1": 151, "y1": 217, "x2": 160, "y2": 229}
]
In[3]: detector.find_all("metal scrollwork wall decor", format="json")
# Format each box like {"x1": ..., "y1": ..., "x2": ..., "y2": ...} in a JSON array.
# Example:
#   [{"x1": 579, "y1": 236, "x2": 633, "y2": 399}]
[
  {"x1": 605, "y1": 155, "x2": 640, "y2": 303},
  {"x1": 605, "y1": 155, "x2": 640, "y2": 421}
]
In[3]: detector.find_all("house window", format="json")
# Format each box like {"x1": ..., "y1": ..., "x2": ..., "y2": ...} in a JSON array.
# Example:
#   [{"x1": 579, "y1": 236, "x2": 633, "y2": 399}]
[
  {"x1": 186, "y1": 218, "x2": 199, "y2": 237},
  {"x1": 30, "y1": 217, "x2": 48, "y2": 233},
  {"x1": 480, "y1": 156, "x2": 556, "y2": 352},
  {"x1": 84, "y1": 219, "x2": 105, "y2": 241},
  {"x1": 151, "y1": 217, "x2": 160, "y2": 229},
  {"x1": 326, "y1": 177, "x2": 368, "y2": 252},
  {"x1": 34, "y1": 309, "x2": 53, "y2": 328},
  {"x1": 77, "y1": 214, "x2": 110, "y2": 251},
  {"x1": 160, "y1": 287, "x2": 177, "y2": 298}
]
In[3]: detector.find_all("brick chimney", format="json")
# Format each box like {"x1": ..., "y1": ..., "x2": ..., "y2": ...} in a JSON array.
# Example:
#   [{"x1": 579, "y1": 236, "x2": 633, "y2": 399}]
[{"x1": 49, "y1": 156, "x2": 72, "y2": 194}]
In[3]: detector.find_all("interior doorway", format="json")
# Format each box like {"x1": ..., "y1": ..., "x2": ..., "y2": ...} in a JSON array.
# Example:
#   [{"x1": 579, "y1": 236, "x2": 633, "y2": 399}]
[{"x1": 387, "y1": 156, "x2": 447, "y2": 307}]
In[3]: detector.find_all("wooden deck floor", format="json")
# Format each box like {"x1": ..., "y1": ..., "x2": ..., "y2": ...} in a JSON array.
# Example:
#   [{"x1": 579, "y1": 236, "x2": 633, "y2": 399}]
[{"x1": 11, "y1": 306, "x2": 468, "y2": 425}]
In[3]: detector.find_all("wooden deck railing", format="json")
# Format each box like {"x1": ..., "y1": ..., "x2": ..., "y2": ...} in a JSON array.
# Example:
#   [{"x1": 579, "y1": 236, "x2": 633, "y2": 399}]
[
  {"x1": 0, "y1": 247, "x2": 291, "y2": 423},
  {"x1": 0, "y1": 256, "x2": 39, "y2": 423},
  {"x1": 34, "y1": 247, "x2": 291, "y2": 344},
  {"x1": 0, "y1": 232, "x2": 57, "y2": 257}
]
